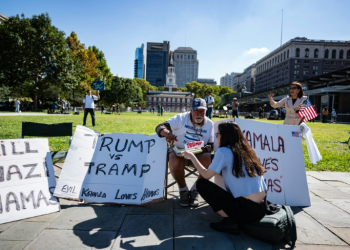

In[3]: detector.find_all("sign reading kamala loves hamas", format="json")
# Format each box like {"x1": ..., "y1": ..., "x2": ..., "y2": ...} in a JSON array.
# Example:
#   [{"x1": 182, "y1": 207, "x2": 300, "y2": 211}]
[
  {"x1": 214, "y1": 118, "x2": 310, "y2": 206},
  {"x1": 0, "y1": 139, "x2": 60, "y2": 224},
  {"x1": 54, "y1": 126, "x2": 167, "y2": 204}
]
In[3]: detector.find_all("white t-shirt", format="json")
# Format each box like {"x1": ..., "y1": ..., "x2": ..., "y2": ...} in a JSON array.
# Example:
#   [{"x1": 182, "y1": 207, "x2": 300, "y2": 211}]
[
  {"x1": 205, "y1": 95, "x2": 214, "y2": 108},
  {"x1": 209, "y1": 147, "x2": 267, "y2": 198},
  {"x1": 83, "y1": 95, "x2": 98, "y2": 109},
  {"x1": 167, "y1": 112, "x2": 214, "y2": 149}
]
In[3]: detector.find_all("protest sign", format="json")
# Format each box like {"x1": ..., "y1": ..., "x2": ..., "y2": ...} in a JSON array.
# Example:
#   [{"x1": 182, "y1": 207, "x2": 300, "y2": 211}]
[
  {"x1": 54, "y1": 126, "x2": 167, "y2": 205},
  {"x1": 0, "y1": 139, "x2": 60, "y2": 224},
  {"x1": 214, "y1": 118, "x2": 310, "y2": 206}
]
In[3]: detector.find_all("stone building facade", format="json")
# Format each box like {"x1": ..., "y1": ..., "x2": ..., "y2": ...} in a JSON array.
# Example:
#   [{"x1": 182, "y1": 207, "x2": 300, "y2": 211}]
[
  {"x1": 220, "y1": 72, "x2": 238, "y2": 90},
  {"x1": 255, "y1": 37, "x2": 350, "y2": 93},
  {"x1": 146, "y1": 91, "x2": 193, "y2": 113},
  {"x1": 173, "y1": 47, "x2": 199, "y2": 87}
]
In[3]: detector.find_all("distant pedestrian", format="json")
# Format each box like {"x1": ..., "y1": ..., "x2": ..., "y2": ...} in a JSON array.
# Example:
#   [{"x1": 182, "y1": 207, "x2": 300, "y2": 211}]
[
  {"x1": 101, "y1": 104, "x2": 105, "y2": 114},
  {"x1": 157, "y1": 105, "x2": 161, "y2": 116},
  {"x1": 258, "y1": 107, "x2": 263, "y2": 119},
  {"x1": 232, "y1": 98, "x2": 239, "y2": 118},
  {"x1": 151, "y1": 106, "x2": 155, "y2": 114},
  {"x1": 331, "y1": 109, "x2": 337, "y2": 123},
  {"x1": 117, "y1": 103, "x2": 121, "y2": 115},
  {"x1": 205, "y1": 90, "x2": 214, "y2": 119},
  {"x1": 83, "y1": 90, "x2": 100, "y2": 127},
  {"x1": 111, "y1": 103, "x2": 116, "y2": 115},
  {"x1": 15, "y1": 99, "x2": 20, "y2": 113},
  {"x1": 161, "y1": 106, "x2": 164, "y2": 116},
  {"x1": 67, "y1": 101, "x2": 71, "y2": 112},
  {"x1": 52, "y1": 101, "x2": 58, "y2": 113},
  {"x1": 322, "y1": 107, "x2": 328, "y2": 123}
]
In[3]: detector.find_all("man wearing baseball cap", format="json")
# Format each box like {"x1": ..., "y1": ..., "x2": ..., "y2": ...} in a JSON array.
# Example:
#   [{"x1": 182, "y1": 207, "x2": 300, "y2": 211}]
[{"x1": 156, "y1": 98, "x2": 214, "y2": 207}]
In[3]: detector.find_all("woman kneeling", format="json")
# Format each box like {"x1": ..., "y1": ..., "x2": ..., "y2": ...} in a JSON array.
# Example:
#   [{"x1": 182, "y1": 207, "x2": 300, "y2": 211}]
[{"x1": 183, "y1": 121, "x2": 267, "y2": 234}]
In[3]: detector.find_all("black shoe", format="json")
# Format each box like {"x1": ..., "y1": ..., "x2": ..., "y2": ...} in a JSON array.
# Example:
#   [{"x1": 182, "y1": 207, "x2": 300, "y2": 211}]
[
  {"x1": 210, "y1": 218, "x2": 240, "y2": 235},
  {"x1": 189, "y1": 190, "x2": 199, "y2": 207}
]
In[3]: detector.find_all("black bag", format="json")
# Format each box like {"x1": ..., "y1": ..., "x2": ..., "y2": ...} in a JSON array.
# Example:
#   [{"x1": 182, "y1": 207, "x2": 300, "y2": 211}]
[{"x1": 240, "y1": 201, "x2": 297, "y2": 247}]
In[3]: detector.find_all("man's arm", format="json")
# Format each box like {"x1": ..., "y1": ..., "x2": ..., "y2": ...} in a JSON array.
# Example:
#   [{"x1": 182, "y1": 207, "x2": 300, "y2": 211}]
[{"x1": 155, "y1": 122, "x2": 178, "y2": 146}]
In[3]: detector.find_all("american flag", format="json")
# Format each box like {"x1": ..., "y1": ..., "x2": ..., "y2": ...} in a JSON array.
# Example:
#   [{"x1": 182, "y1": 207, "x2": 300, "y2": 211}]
[
  {"x1": 298, "y1": 98, "x2": 318, "y2": 122},
  {"x1": 292, "y1": 131, "x2": 300, "y2": 137}
]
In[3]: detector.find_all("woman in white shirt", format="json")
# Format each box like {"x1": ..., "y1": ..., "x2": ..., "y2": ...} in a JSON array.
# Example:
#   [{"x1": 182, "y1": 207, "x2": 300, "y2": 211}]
[
  {"x1": 183, "y1": 121, "x2": 267, "y2": 235},
  {"x1": 268, "y1": 82, "x2": 307, "y2": 125}
]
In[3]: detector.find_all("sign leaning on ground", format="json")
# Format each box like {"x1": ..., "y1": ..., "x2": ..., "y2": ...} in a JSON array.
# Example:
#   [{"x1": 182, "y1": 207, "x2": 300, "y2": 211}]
[
  {"x1": 54, "y1": 126, "x2": 167, "y2": 205},
  {"x1": 214, "y1": 118, "x2": 311, "y2": 206},
  {"x1": 0, "y1": 139, "x2": 60, "y2": 224},
  {"x1": 92, "y1": 81, "x2": 105, "y2": 90}
]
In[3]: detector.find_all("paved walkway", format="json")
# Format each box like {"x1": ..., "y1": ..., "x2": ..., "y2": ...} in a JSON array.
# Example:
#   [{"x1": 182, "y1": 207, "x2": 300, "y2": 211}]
[{"x1": 1, "y1": 167, "x2": 350, "y2": 250}]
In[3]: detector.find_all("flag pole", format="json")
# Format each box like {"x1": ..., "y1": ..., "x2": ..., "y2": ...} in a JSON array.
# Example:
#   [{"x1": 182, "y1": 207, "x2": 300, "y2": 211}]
[{"x1": 298, "y1": 116, "x2": 305, "y2": 125}]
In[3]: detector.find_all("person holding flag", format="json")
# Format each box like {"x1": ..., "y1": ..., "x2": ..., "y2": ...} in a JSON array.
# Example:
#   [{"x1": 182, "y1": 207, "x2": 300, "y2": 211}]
[{"x1": 268, "y1": 82, "x2": 309, "y2": 125}]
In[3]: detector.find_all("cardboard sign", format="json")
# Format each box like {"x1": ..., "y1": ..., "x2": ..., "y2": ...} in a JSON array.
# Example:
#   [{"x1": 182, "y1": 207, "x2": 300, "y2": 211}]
[
  {"x1": 214, "y1": 118, "x2": 310, "y2": 206},
  {"x1": 0, "y1": 139, "x2": 60, "y2": 224},
  {"x1": 54, "y1": 126, "x2": 167, "y2": 205},
  {"x1": 92, "y1": 81, "x2": 105, "y2": 90},
  {"x1": 185, "y1": 141, "x2": 204, "y2": 151}
]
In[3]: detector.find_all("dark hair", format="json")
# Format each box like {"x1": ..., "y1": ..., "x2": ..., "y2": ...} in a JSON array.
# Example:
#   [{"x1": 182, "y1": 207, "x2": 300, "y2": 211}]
[
  {"x1": 87, "y1": 89, "x2": 91, "y2": 93},
  {"x1": 290, "y1": 82, "x2": 304, "y2": 98},
  {"x1": 218, "y1": 122, "x2": 266, "y2": 178},
  {"x1": 206, "y1": 90, "x2": 211, "y2": 94}
]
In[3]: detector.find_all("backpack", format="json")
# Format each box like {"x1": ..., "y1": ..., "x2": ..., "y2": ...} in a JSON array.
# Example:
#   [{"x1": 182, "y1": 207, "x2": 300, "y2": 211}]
[{"x1": 240, "y1": 200, "x2": 297, "y2": 247}]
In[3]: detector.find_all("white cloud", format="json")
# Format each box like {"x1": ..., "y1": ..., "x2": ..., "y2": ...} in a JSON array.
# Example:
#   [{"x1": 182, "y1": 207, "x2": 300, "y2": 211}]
[{"x1": 246, "y1": 47, "x2": 269, "y2": 54}]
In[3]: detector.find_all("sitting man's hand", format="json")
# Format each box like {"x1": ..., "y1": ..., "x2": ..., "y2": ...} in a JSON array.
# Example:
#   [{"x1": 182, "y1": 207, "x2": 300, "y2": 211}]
[{"x1": 165, "y1": 131, "x2": 178, "y2": 146}]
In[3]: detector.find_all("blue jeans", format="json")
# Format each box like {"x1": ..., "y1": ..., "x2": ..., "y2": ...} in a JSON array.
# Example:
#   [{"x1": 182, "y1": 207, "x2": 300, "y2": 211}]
[
  {"x1": 206, "y1": 107, "x2": 213, "y2": 119},
  {"x1": 15, "y1": 106, "x2": 20, "y2": 112}
]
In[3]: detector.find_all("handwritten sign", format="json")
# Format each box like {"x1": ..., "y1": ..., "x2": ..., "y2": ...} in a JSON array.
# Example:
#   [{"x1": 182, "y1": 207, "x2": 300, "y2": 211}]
[
  {"x1": 185, "y1": 141, "x2": 204, "y2": 151},
  {"x1": 54, "y1": 126, "x2": 167, "y2": 205},
  {"x1": 92, "y1": 81, "x2": 105, "y2": 90},
  {"x1": 0, "y1": 139, "x2": 60, "y2": 224},
  {"x1": 214, "y1": 118, "x2": 310, "y2": 206}
]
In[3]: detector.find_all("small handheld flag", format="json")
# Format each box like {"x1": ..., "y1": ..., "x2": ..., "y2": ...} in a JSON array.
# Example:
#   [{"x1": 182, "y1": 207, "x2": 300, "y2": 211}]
[{"x1": 298, "y1": 99, "x2": 318, "y2": 122}]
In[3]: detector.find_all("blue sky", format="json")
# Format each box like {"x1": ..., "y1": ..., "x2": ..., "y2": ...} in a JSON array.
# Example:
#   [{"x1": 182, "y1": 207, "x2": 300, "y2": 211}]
[{"x1": 2, "y1": 0, "x2": 350, "y2": 84}]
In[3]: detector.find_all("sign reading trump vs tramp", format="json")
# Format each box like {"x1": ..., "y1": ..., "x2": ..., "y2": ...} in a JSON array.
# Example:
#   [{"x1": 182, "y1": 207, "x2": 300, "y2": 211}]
[
  {"x1": 0, "y1": 139, "x2": 60, "y2": 224},
  {"x1": 54, "y1": 126, "x2": 167, "y2": 204}
]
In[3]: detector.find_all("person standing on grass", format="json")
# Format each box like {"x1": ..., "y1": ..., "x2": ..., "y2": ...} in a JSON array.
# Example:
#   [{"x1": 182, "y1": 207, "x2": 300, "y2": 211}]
[
  {"x1": 232, "y1": 98, "x2": 239, "y2": 118},
  {"x1": 205, "y1": 90, "x2": 214, "y2": 119},
  {"x1": 322, "y1": 107, "x2": 328, "y2": 123},
  {"x1": 117, "y1": 103, "x2": 121, "y2": 115},
  {"x1": 331, "y1": 109, "x2": 336, "y2": 123},
  {"x1": 83, "y1": 90, "x2": 100, "y2": 127},
  {"x1": 161, "y1": 106, "x2": 164, "y2": 116},
  {"x1": 101, "y1": 104, "x2": 105, "y2": 114},
  {"x1": 52, "y1": 100, "x2": 58, "y2": 113},
  {"x1": 183, "y1": 121, "x2": 267, "y2": 235},
  {"x1": 158, "y1": 104, "x2": 161, "y2": 116},
  {"x1": 15, "y1": 99, "x2": 20, "y2": 113}
]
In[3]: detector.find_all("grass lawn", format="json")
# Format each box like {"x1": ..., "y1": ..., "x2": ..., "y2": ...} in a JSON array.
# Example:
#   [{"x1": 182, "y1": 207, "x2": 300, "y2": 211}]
[{"x1": 0, "y1": 112, "x2": 349, "y2": 172}]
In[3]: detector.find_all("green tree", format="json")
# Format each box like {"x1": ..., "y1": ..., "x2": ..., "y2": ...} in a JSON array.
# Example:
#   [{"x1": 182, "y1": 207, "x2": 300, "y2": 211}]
[
  {"x1": 0, "y1": 13, "x2": 81, "y2": 109},
  {"x1": 157, "y1": 86, "x2": 164, "y2": 91},
  {"x1": 134, "y1": 78, "x2": 157, "y2": 101},
  {"x1": 102, "y1": 76, "x2": 142, "y2": 106},
  {"x1": 185, "y1": 81, "x2": 203, "y2": 98},
  {"x1": 219, "y1": 86, "x2": 234, "y2": 96}
]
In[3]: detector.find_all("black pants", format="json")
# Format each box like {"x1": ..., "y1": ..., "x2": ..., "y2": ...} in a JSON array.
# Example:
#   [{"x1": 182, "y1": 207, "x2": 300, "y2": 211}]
[
  {"x1": 232, "y1": 110, "x2": 239, "y2": 118},
  {"x1": 197, "y1": 178, "x2": 266, "y2": 224},
  {"x1": 83, "y1": 108, "x2": 96, "y2": 126}
]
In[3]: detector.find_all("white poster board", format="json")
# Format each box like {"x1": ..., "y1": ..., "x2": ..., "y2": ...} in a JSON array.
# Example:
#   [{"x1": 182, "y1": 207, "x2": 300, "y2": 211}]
[
  {"x1": 214, "y1": 118, "x2": 310, "y2": 206},
  {"x1": 54, "y1": 126, "x2": 167, "y2": 205},
  {"x1": 0, "y1": 139, "x2": 60, "y2": 224}
]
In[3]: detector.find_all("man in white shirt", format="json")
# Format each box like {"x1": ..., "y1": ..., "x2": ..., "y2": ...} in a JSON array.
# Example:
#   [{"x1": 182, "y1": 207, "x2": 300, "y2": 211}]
[
  {"x1": 155, "y1": 98, "x2": 214, "y2": 207},
  {"x1": 205, "y1": 90, "x2": 214, "y2": 119},
  {"x1": 83, "y1": 90, "x2": 100, "y2": 127}
]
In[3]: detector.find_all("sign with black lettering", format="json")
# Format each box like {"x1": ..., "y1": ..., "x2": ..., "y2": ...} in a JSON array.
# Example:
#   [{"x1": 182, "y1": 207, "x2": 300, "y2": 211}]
[
  {"x1": 0, "y1": 139, "x2": 60, "y2": 224},
  {"x1": 54, "y1": 125, "x2": 167, "y2": 204},
  {"x1": 214, "y1": 118, "x2": 310, "y2": 206}
]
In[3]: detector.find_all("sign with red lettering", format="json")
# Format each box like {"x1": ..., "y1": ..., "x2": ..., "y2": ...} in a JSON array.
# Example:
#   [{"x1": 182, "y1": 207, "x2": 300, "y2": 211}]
[
  {"x1": 54, "y1": 126, "x2": 167, "y2": 205},
  {"x1": 185, "y1": 141, "x2": 204, "y2": 151},
  {"x1": 214, "y1": 118, "x2": 310, "y2": 206},
  {"x1": 0, "y1": 139, "x2": 60, "y2": 224}
]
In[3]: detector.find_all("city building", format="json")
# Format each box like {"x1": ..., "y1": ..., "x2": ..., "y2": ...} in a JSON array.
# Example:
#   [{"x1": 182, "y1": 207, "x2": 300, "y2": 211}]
[
  {"x1": 197, "y1": 78, "x2": 217, "y2": 86},
  {"x1": 146, "y1": 52, "x2": 194, "y2": 113},
  {"x1": 146, "y1": 41, "x2": 170, "y2": 87},
  {"x1": 220, "y1": 72, "x2": 239, "y2": 90},
  {"x1": 173, "y1": 47, "x2": 199, "y2": 87},
  {"x1": 134, "y1": 44, "x2": 146, "y2": 79},
  {"x1": 255, "y1": 37, "x2": 350, "y2": 93},
  {"x1": 236, "y1": 64, "x2": 256, "y2": 93},
  {"x1": 0, "y1": 13, "x2": 8, "y2": 24}
]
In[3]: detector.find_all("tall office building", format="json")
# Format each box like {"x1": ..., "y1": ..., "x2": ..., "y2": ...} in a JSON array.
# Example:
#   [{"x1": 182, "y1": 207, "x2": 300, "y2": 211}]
[
  {"x1": 0, "y1": 13, "x2": 8, "y2": 24},
  {"x1": 173, "y1": 47, "x2": 199, "y2": 87},
  {"x1": 134, "y1": 44, "x2": 146, "y2": 79},
  {"x1": 146, "y1": 41, "x2": 170, "y2": 87},
  {"x1": 220, "y1": 72, "x2": 239, "y2": 90}
]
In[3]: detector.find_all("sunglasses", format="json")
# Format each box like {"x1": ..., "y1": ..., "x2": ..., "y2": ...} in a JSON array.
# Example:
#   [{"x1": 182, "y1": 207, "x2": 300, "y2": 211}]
[
  {"x1": 290, "y1": 86, "x2": 298, "y2": 90},
  {"x1": 215, "y1": 132, "x2": 220, "y2": 137}
]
